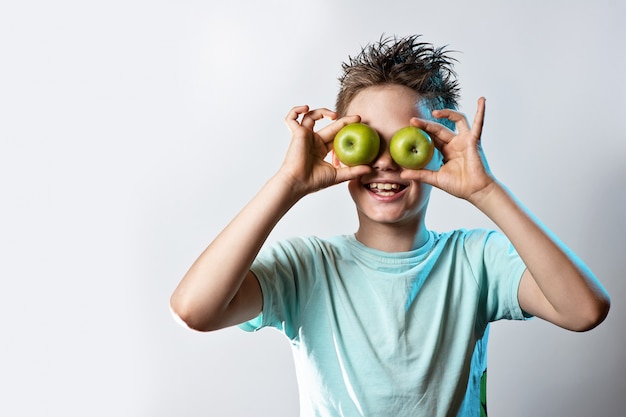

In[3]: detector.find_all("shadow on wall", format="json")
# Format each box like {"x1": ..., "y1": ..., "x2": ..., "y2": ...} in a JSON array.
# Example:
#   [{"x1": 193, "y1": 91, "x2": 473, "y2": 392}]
[
  {"x1": 580, "y1": 165, "x2": 626, "y2": 303},
  {"x1": 573, "y1": 165, "x2": 626, "y2": 417}
]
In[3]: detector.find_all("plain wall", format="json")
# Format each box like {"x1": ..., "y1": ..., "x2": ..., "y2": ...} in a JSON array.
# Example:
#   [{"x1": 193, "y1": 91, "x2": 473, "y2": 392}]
[{"x1": 1, "y1": 1, "x2": 624, "y2": 416}]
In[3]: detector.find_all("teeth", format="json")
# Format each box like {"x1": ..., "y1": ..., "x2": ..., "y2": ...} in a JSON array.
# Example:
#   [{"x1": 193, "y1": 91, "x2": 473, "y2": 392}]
[{"x1": 368, "y1": 182, "x2": 400, "y2": 191}]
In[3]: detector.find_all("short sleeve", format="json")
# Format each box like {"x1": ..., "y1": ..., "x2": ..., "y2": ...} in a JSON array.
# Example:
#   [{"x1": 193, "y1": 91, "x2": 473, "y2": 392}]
[
  {"x1": 238, "y1": 310, "x2": 264, "y2": 332},
  {"x1": 467, "y1": 230, "x2": 529, "y2": 323},
  {"x1": 238, "y1": 237, "x2": 318, "y2": 339}
]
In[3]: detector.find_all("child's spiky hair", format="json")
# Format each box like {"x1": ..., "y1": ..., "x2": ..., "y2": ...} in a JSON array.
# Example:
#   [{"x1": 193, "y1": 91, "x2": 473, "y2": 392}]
[{"x1": 336, "y1": 35, "x2": 460, "y2": 129}]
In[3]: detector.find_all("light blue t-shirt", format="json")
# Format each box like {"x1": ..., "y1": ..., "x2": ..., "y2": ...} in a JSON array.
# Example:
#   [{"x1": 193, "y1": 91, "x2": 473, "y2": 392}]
[{"x1": 240, "y1": 229, "x2": 528, "y2": 417}]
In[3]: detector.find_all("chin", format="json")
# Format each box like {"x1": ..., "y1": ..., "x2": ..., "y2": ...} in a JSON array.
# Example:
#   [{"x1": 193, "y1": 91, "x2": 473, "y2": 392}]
[{"x1": 348, "y1": 179, "x2": 431, "y2": 224}]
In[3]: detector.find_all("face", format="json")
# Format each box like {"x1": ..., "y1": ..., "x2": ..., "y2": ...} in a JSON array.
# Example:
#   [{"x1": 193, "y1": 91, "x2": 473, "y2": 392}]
[{"x1": 341, "y1": 84, "x2": 441, "y2": 229}]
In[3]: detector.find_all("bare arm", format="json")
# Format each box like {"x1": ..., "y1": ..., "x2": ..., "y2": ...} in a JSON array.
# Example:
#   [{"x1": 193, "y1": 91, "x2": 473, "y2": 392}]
[
  {"x1": 170, "y1": 175, "x2": 298, "y2": 331},
  {"x1": 170, "y1": 106, "x2": 370, "y2": 332},
  {"x1": 404, "y1": 98, "x2": 610, "y2": 331},
  {"x1": 472, "y1": 181, "x2": 610, "y2": 331}
]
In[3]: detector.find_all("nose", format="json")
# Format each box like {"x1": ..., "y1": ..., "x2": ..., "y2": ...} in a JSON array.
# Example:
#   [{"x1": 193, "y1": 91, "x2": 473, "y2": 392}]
[{"x1": 372, "y1": 141, "x2": 398, "y2": 171}]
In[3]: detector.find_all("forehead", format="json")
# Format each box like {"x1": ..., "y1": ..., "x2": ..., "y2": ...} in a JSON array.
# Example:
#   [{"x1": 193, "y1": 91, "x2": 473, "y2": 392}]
[{"x1": 345, "y1": 84, "x2": 425, "y2": 131}]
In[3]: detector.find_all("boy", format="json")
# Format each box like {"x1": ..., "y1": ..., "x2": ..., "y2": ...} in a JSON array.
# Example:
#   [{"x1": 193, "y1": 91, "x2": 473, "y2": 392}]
[{"x1": 170, "y1": 35, "x2": 610, "y2": 417}]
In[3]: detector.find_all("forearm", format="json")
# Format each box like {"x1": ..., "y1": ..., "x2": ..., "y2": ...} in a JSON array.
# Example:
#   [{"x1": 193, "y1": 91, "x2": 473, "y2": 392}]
[
  {"x1": 169, "y1": 106, "x2": 366, "y2": 331},
  {"x1": 411, "y1": 98, "x2": 609, "y2": 330},
  {"x1": 471, "y1": 181, "x2": 610, "y2": 330},
  {"x1": 170, "y1": 173, "x2": 302, "y2": 330}
]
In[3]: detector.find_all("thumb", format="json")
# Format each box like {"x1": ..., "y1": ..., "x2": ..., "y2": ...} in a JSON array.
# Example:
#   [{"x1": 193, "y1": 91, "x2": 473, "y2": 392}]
[
  {"x1": 400, "y1": 169, "x2": 438, "y2": 187},
  {"x1": 335, "y1": 165, "x2": 372, "y2": 184}
]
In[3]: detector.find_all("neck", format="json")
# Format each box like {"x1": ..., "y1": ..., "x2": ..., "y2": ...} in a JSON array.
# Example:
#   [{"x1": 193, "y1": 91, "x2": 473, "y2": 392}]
[{"x1": 354, "y1": 219, "x2": 430, "y2": 252}]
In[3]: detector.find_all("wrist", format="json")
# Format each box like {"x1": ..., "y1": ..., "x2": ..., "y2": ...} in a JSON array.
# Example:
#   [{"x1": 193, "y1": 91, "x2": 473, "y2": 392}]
[
  {"x1": 268, "y1": 170, "x2": 308, "y2": 204},
  {"x1": 467, "y1": 179, "x2": 504, "y2": 210}
]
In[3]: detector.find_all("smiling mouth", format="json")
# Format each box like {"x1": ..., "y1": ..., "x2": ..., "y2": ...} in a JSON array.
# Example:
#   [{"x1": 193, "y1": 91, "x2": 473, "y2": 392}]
[{"x1": 366, "y1": 182, "x2": 407, "y2": 196}]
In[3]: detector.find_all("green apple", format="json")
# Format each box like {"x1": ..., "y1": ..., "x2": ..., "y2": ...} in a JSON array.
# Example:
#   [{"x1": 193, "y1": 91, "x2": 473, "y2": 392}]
[
  {"x1": 389, "y1": 126, "x2": 434, "y2": 170},
  {"x1": 333, "y1": 123, "x2": 380, "y2": 166}
]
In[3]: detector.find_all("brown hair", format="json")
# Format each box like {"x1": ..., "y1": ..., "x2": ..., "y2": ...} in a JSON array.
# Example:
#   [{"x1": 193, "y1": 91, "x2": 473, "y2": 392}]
[{"x1": 336, "y1": 35, "x2": 460, "y2": 130}]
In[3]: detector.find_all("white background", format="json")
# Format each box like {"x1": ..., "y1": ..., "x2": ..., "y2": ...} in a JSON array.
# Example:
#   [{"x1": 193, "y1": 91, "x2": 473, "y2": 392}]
[{"x1": 1, "y1": 1, "x2": 625, "y2": 416}]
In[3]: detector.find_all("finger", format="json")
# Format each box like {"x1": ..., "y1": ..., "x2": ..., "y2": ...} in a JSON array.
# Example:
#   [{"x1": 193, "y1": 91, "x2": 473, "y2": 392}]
[
  {"x1": 410, "y1": 117, "x2": 455, "y2": 146},
  {"x1": 431, "y1": 108, "x2": 471, "y2": 133},
  {"x1": 471, "y1": 97, "x2": 486, "y2": 141},
  {"x1": 318, "y1": 114, "x2": 361, "y2": 145},
  {"x1": 399, "y1": 168, "x2": 438, "y2": 187},
  {"x1": 285, "y1": 105, "x2": 310, "y2": 131},
  {"x1": 301, "y1": 108, "x2": 337, "y2": 130},
  {"x1": 334, "y1": 165, "x2": 372, "y2": 184}
]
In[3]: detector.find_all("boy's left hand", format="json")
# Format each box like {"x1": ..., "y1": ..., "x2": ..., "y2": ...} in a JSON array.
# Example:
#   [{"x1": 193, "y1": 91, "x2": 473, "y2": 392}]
[{"x1": 401, "y1": 97, "x2": 496, "y2": 204}]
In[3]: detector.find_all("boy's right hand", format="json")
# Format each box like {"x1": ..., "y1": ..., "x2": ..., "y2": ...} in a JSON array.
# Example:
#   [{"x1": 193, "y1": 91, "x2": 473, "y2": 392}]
[{"x1": 279, "y1": 105, "x2": 372, "y2": 198}]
